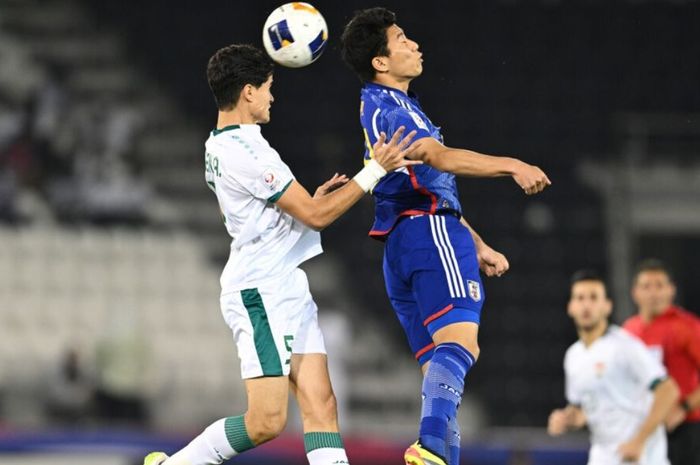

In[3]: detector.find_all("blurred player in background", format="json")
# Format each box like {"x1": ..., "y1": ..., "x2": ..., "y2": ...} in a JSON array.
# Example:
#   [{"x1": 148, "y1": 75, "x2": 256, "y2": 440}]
[
  {"x1": 548, "y1": 270, "x2": 679, "y2": 465},
  {"x1": 144, "y1": 44, "x2": 418, "y2": 465},
  {"x1": 340, "y1": 8, "x2": 551, "y2": 465},
  {"x1": 624, "y1": 259, "x2": 700, "y2": 465}
]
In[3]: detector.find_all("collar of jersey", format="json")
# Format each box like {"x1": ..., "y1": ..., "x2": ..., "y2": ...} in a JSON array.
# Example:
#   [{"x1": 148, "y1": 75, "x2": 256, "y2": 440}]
[
  {"x1": 363, "y1": 81, "x2": 419, "y2": 101},
  {"x1": 212, "y1": 124, "x2": 240, "y2": 136}
]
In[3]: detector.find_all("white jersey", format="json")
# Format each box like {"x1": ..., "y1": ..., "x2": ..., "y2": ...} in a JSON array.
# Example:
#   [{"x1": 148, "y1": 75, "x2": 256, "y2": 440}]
[
  {"x1": 204, "y1": 124, "x2": 322, "y2": 293},
  {"x1": 564, "y1": 326, "x2": 669, "y2": 465}
]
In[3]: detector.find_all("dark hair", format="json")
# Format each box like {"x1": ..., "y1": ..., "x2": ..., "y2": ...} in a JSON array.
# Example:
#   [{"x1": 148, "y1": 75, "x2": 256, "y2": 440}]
[
  {"x1": 206, "y1": 44, "x2": 274, "y2": 110},
  {"x1": 570, "y1": 269, "x2": 607, "y2": 289},
  {"x1": 634, "y1": 258, "x2": 674, "y2": 283},
  {"x1": 340, "y1": 7, "x2": 396, "y2": 82}
]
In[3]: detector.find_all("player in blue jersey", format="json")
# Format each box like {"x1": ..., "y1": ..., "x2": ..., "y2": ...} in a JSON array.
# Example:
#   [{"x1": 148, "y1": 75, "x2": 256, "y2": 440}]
[{"x1": 340, "y1": 8, "x2": 551, "y2": 465}]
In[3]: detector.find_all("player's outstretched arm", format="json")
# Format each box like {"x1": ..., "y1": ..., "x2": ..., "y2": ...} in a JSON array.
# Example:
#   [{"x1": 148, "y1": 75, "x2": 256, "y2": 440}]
[
  {"x1": 408, "y1": 137, "x2": 551, "y2": 195},
  {"x1": 276, "y1": 127, "x2": 420, "y2": 231},
  {"x1": 618, "y1": 378, "x2": 680, "y2": 461},
  {"x1": 547, "y1": 405, "x2": 586, "y2": 436}
]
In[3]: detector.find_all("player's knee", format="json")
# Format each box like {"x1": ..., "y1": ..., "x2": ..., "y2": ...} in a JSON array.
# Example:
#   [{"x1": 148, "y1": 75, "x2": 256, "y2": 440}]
[
  {"x1": 437, "y1": 340, "x2": 480, "y2": 361},
  {"x1": 464, "y1": 343, "x2": 480, "y2": 361},
  {"x1": 246, "y1": 409, "x2": 287, "y2": 444}
]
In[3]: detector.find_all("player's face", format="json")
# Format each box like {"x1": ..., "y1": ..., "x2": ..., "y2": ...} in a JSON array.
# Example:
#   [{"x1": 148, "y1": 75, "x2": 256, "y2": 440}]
[
  {"x1": 250, "y1": 75, "x2": 274, "y2": 124},
  {"x1": 632, "y1": 271, "x2": 676, "y2": 317},
  {"x1": 568, "y1": 281, "x2": 612, "y2": 331},
  {"x1": 382, "y1": 24, "x2": 423, "y2": 80}
]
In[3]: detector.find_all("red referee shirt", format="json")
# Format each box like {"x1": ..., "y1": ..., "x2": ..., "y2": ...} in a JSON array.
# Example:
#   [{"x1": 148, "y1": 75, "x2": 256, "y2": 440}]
[{"x1": 624, "y1": 305, "x2": 700, "y2": 423}]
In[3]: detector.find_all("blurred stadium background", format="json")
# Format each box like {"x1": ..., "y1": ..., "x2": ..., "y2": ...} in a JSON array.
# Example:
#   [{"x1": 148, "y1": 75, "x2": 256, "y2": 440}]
[{"x1": 0, "y1": 0, "x2": 698, "y2": 464}]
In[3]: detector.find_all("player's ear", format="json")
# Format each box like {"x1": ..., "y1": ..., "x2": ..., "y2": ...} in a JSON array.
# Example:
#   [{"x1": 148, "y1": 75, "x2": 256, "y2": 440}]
[
  {"x1": 241, "y1": 83, "x2": 255, "y2": 103},
  {"x1": 604, "y1": 298, "x2": 613, "y2": 317},
  {"x1": 630, "y1": 285, "x2": 640, "y2": 306},
  {"x1": 372, "y1": 56, "x2": 389, "y2": 74}
]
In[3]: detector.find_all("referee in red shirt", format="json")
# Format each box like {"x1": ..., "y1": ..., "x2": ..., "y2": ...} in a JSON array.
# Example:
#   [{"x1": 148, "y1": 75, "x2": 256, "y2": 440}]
[{"x1": 624, "y1": 259, "x2": 700, "y2": 465}]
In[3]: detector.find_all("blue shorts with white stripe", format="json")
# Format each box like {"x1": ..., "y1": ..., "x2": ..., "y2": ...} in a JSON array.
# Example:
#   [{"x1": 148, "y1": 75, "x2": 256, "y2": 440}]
[{"x1": 382, "y1": 213, "x2": 485, "y2": 366}]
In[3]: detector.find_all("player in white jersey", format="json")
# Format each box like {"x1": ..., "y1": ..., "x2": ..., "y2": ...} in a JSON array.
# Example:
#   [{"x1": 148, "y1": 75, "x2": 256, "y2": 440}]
[
  {"x1": 144, "y1": 44, "x2": 419, "y2": 465},
  {"x1": 548, "y1": 270, "x2": 680, "y2": 465}
]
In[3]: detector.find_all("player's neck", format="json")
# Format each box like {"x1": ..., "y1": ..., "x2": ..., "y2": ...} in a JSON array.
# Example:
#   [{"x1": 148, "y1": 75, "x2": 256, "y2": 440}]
[
  {"x1": 640, "y1": 305, "x2": 669, "y2": 323},
  {"x1": 372, "y1": 75, "x2": 411, "y2": 94},
  {"x1": 640, "y1": 309, "x2": 655, "y2": 323},
  {"x1": 578, "y1": 321, "x2": 608, "y2": 347},
  {"x1": 216, "y1": 107, "x2": 257, "y2": 127}
]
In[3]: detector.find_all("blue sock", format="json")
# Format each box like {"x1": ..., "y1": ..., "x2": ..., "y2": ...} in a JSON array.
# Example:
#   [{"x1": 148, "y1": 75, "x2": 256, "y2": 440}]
[
  {"x1": 419, "y1": 343, "x2": 475, "y2": 461},
  {"x1": 447, "y1": 415, "x2": 461, "y2": 465}
]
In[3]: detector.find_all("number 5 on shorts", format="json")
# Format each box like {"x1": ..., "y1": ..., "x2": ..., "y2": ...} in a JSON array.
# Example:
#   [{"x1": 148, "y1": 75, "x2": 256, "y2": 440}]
[{"x1": 284, "y1": 335, "x2": 294, "y2": 365}]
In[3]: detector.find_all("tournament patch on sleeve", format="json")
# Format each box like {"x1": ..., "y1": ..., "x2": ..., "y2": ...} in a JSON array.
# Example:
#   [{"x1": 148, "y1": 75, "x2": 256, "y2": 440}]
[{"x1": 262, "y1": 168, "x2": 283, "y2": 193}]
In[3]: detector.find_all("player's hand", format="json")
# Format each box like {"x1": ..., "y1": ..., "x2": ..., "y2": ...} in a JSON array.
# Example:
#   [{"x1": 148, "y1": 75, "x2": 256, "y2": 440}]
[
  {"x1": 476, "y1": 244, "x2": 509, "y2": 277},
  {"x1": 547, "y1": 409, "x2": 570, "y2": 436},
  {"x1": 372, "y1": 126, "x2": 422, "y2": 172},
  {"x1": 314, "y1": 173, "x2": 349, "y2": 198},
  {"x1": 665, "y1": 403, "x2": 687, "y2": 432},
  {"x1": 618, "y1": 437, "x2": 644, "y2": 462},
  {"x1": 512, "y1": 160, "x2": 551, "y2": 195}
]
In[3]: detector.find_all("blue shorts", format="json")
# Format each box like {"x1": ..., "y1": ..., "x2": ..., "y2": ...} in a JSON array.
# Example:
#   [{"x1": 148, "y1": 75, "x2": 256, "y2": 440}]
[{"x1": 383, "y1": 213, "x2": 485, "y2": 366}]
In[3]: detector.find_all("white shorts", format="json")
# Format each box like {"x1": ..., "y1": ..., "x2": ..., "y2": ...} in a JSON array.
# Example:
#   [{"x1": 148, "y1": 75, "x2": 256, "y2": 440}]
[{"x1": 220, "y1": 268, "x2": 326, "y2": 379}]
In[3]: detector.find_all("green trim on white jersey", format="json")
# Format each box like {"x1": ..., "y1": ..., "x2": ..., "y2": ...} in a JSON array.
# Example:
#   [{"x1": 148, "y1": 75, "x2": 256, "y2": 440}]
[{"x1": 212, "y1": 124, "x2": 240, "y2": 136}]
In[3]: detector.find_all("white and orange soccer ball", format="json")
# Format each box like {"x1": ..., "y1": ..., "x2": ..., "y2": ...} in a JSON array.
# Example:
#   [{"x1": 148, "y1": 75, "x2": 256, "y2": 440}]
[{"x1": 262, "y1": 2, "x2": 328, "y2": 68}]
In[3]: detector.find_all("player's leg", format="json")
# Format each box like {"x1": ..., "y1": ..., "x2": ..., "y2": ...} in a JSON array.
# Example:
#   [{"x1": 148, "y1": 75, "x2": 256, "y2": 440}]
[
  {"x1": 415, "y1": 211, "x2": 482, "y2": 461},
  {"x1": 423, "y1": 322, "x2": 478, "y2": 465},
  {"x1": 419, "y1": 362, "x2": 460, "y2": 465},
  {"x1": 161, "y1": 376, "x2": 289, "y2": 465},
  {"x1": 290, "y1": 353, "x2": 349, "y2": 464},
  {"x1": 389, "y1": 214, "x2": 484, "y2": 463},
  {"x1": 146, "y1": 277, "x2": 304, "y2": 465},
  {"x1": 382, "y1": 235, "x2": 450, "y2": 465},
  {"x1": 288, "y1": 288, "x2": 349, "y2": 465}
]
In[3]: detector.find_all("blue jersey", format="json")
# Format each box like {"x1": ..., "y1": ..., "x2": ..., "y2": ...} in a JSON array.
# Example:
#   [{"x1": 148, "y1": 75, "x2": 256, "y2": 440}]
[{"x1": 359, "y1": 82, "x2": 462, "y2": 239}]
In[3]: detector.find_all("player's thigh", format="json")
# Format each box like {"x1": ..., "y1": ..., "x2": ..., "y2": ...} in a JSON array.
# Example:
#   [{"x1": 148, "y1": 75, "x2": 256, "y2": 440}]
[
  {"x1": 220, "y1": 270, "x2": 309, "y2": 379},
  {"x1": 407, "y1": 215, "x2": 485, "y2": 337},
  {"x1": 383, "y1": 249, "x2": 435, "y2": 366}
]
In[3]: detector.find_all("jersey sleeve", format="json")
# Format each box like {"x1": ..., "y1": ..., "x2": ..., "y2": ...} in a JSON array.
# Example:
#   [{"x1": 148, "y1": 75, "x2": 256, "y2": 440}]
[
  {"x1": 622, "y1": 331, "x2": 668, "y2": 389},
  {"x1": 681, "y1": 316, "x2": 700, "y2": 369},
  {"x1": 223, "y1": 147, "x2": 294, "y2": 203},
  {"x1": 564, "y1": 350, "x2": 582, "y2": 405}
]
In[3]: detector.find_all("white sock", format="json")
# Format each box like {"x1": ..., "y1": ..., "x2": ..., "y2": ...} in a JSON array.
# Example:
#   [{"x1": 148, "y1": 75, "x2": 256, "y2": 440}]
[
  {"x1": 307, "y1": 448, "x2": 350, "y2": 465},
  {"x1": 304, "y1": 432, "x2": 349, "y2": 465},
  {"x1": 165, "y1": 416, "x2": 254, "y2": 465}
]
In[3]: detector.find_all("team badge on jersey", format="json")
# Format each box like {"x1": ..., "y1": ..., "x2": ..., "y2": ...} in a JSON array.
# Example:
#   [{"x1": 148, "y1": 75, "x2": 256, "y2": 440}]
[
  {"x1": 408, "y1": 111, "x2": 429, "y2": 131},
  {"x1": 595, "y1": 361, "x2": 606, "y2": 377},
  {"x1": 467, "y1": 280, "x2": 481, "y2": 302}
]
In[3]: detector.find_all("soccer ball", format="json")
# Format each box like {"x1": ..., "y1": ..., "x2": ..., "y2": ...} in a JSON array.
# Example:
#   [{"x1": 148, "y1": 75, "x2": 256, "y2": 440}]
[{"x1": 262, "y1": 3, "x2": 328, "y2": 68}]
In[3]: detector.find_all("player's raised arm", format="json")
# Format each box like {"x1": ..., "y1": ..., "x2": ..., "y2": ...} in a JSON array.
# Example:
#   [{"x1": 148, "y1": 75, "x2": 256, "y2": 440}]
[
  {"x1": 276, "y1": 127, "x2": 419, "y2": 231},
  {"x1": 408, "y1": 137, "x2": 551, "y2": 195}
]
